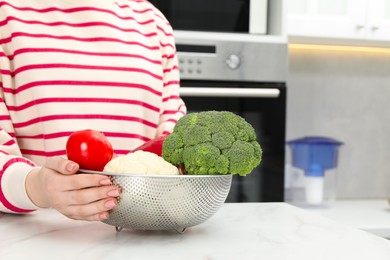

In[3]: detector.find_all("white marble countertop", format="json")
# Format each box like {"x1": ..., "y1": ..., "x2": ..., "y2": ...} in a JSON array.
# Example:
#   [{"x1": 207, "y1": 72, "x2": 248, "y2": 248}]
[
  {"x1": 1, "y1": 203, "x2": 390, "y2": 260},
  {"x1": 302, "y1": 199, "x2": 390, "y2": 238}
]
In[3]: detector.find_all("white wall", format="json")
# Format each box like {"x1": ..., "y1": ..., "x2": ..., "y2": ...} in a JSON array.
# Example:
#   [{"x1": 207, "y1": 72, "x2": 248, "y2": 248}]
[{"x1": 287, "y1": 46, "x2": 390, "y2": 199}]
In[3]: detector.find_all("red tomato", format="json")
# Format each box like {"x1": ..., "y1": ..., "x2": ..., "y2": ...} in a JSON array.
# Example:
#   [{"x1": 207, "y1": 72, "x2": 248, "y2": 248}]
[
  {"x1": 132, "y1": 135, "x2": 167, "y2": 156},
  {"x1": 66, "y1": 129, "x2": 114, "y2": 171}
]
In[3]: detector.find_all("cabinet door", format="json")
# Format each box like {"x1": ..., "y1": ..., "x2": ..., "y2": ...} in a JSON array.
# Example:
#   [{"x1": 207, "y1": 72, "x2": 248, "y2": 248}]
[
  {"x1": 287, "y1": 0, "x2": 367, "y2": 39},
  {"x1": 367, "y1": 0, "x2": 390, "y2": 41}
]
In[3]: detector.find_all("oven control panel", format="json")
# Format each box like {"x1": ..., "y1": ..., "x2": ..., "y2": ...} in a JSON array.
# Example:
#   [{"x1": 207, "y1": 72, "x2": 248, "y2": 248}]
[
  {"x1": 174, "y1": 36, "x2": 287, "y2": 82},
  {"x1": 178, "y1": 57, "x2": 204, "y2": 76},
  {"x1": 179, "y1": 53, "x2": 242, "y2": 76}
]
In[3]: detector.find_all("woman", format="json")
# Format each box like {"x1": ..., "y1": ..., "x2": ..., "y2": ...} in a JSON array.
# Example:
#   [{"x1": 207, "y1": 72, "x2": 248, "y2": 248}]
[{"x1": 0, "y1": 0, "x2": 186, "y2": 221}]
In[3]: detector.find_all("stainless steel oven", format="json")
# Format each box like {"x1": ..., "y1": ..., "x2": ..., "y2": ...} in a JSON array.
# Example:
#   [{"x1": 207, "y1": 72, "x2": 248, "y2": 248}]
[
  {"x1": 150, "y1": 1, "x2": 288, "y2": 202},
  {"x1": 174, "y1": 33, "x2": 287, "y2": 202}
]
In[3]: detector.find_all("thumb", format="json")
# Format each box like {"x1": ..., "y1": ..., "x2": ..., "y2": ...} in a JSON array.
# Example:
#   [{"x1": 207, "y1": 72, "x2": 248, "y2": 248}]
[
  {"x1": 65, "y1": 161, "x2": 79, "y2": 174},
  {"x1": 45, "y1": 156, "x2": 80, "y2": 175}
]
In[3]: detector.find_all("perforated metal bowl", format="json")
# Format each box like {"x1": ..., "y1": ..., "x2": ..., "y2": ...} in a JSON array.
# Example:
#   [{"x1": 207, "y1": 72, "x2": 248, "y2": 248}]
[{"x1": 79, "y1": 170, "x2": 232, "y2": 232}]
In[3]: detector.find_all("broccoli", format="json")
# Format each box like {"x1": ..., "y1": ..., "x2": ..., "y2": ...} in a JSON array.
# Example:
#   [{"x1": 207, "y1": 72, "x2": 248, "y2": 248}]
[{"x1": 162, "y1": 111, "x2": 262, "y2": 176}]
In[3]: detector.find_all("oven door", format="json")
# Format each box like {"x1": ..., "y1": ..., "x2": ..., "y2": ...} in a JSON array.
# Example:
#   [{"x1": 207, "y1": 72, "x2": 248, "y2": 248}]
[
  {"x1": 180, "y1": 80, "x2": 286, "y2": 202},
  {"x1": 148, "y1": 0, "x2": 268, "y2": 34}
]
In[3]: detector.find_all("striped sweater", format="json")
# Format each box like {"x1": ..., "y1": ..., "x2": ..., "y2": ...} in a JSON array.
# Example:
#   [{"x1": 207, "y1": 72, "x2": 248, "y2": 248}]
[{"x1": 0, "y1": 0, "x2": 186, "y2": 213}]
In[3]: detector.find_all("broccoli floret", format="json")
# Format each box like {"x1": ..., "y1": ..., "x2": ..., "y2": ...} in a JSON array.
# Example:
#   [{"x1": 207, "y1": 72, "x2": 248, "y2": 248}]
[{"x1": 162, "y1": 111, "x2": 262, "y2": 176}]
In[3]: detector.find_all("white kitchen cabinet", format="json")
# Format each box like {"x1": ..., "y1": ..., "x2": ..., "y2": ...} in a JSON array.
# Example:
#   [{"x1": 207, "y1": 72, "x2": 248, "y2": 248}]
[
  {"x1": 286, "y1": 0, "x2": 390, "y2": 44},
  {"x1": 367, "y1": 0, "x2": 390, "y2": 41}
]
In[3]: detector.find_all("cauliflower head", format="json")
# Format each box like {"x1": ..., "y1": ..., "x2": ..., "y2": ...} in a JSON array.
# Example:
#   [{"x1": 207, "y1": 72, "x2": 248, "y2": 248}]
[
  {"x1": 162, "y1": 111, "x2": 262, "y2": 176},
  {"x1": 103, "y1": 150, "x2": 179, "y2": 175}
]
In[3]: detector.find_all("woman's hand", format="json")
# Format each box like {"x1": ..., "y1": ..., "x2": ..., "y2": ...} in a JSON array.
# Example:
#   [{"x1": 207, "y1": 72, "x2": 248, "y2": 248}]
[{"x1": 26, "y1": 156, "x2": 120, "y2": 221}]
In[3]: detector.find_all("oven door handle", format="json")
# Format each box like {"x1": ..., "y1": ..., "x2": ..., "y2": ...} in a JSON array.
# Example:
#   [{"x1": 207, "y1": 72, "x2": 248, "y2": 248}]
[{"x1": 179, "y1": 87, "x2": 280, "y2": 98}]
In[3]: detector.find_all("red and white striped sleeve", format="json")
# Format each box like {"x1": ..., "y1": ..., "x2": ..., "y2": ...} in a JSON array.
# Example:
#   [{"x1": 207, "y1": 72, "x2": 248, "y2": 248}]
[
  {"x1": 0, "y1": 52, "x2": 38, "y2": 213},
  {"x1": 153, "y1": 7, "x2": 186, "y2": 136}
]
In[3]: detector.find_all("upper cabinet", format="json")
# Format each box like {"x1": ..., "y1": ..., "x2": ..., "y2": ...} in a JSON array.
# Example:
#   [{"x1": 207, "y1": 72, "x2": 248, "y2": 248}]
[{"x1": 286, "y1": 0, "x2": 390, "y2": 44}]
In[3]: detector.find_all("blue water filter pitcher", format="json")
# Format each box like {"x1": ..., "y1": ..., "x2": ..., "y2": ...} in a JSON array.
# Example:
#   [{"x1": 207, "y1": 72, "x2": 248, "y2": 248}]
[{"x1": 287, "y1": 137, "x2": 343, "y2": 206}]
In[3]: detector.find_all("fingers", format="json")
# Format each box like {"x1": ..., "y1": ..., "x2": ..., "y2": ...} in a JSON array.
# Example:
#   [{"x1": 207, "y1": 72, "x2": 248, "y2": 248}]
[
  {"x1": 60, "y1": 197, "x2": 119, "y2": 221},
  {"x1": 52, "y1": 185, "x2": 121, "y2": 221},
  {"x1": 62, "y1": 173, "x2": 113, "y2": 190},
  {"x1": 66, "y1": 185, "x2": 120, "y2": 205}
]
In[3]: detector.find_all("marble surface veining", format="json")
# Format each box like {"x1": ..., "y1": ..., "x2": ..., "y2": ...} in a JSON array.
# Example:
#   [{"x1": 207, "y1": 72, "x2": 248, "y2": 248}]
[{"x1": 1, "y1": 203, "x2": 390, "y2": 260}]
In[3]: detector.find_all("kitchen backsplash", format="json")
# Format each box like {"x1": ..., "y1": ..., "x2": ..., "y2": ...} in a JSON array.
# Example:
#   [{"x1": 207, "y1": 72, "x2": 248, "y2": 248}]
[{"x1": 286, "y1": 46, "x2": 390, "y2": 199}]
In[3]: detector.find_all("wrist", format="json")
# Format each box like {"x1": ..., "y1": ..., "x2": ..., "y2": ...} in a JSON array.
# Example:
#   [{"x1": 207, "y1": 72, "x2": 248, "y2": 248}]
[{"x1": 26, "y1": 167, "x2": 50, "y2": 208}]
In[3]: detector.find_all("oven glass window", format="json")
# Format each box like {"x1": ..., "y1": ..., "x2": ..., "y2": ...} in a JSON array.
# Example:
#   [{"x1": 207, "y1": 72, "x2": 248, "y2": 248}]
[
  {"x1": 180, "y1": 81, "x2": 286, "y2": 202},
  {"x1": 148, "y1": 0, "x2": 250, "y2": 33}
]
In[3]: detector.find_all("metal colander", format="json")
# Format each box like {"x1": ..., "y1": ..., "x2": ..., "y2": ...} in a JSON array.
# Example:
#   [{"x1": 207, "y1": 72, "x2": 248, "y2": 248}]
[{"x1": 80, "y1": 170, "x2": 232, "y2": 232}]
